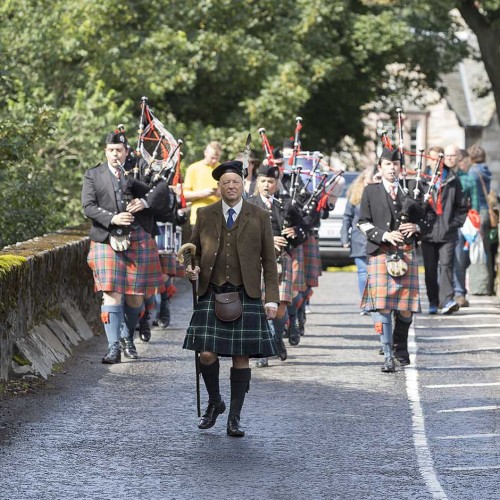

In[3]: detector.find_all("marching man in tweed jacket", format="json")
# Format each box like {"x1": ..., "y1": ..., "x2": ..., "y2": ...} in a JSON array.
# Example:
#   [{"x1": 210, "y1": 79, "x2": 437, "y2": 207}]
[{"x1": 183, "y1": 160, "x2": 279, "y2": 437}]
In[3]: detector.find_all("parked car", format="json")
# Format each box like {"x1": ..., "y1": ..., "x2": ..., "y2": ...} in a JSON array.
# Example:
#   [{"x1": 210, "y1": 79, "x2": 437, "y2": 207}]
[{"x1": 318, "y1": 171, "x2": 360, "y2": 267}]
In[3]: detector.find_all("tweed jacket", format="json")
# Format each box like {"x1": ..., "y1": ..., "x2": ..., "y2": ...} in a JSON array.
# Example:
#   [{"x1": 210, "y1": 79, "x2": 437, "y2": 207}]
[
  {"x1": 191, "y1": 199, "x2": 279, "y2": 302},
  {"x1": 82, "y1": 162, "x2": 171, "y2": 242},
  {"x1": 358, "y1": 181, "x2": 435, "y2": 256}
]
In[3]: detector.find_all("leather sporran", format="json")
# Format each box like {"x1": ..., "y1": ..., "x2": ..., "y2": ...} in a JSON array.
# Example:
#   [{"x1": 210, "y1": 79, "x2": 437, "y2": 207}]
[
  {"x1": 214, "y1": 292, "x2": 242, "y2": 322},
  {"x1": 385, "y1": 251, "x2": 408, "y2": 277},
  {"x1": 109, "y1": 226, "x2": 131, "y2": 252}
]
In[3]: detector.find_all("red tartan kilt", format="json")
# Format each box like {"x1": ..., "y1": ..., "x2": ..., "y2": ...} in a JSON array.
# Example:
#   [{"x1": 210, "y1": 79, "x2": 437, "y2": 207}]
[
  {"x1": 302, "y1": 235, "x2": 322, "y2": 287},
  {"x1": 361, "y1": 250, "x2": 421, "y2": 312},
  {"x1": 159, "y1": 252, "x2": 178, "y2": 277},
  {"x1": 291, "y1": 245, "x2": 306, "y2": 293},
  {"x1": 87, "y1": 227, "x2": 164, "y2": 296},
  {"x1": 261, "y1": 251, "x2": 293, "y2": 303}
]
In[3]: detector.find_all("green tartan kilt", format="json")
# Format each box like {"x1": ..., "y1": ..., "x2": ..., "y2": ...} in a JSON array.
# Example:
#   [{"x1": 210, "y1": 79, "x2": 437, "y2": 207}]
[
  {"x1": 361, "y1": 249, "x2": 421, "y2": 312},
  {"x1": 183, "y1": 283, "x2": 277, "y2": 358}
]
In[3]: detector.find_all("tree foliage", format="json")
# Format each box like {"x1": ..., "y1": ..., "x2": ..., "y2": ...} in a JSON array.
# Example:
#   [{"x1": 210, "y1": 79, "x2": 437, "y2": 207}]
[{"x1": 0, "y1": 0, "x2": 470, "y2": 246}]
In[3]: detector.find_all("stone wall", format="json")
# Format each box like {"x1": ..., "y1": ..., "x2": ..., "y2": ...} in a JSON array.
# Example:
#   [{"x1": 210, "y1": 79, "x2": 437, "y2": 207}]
[{"x1": 0, "y1": 226, "x2": 101, "y2": 381}]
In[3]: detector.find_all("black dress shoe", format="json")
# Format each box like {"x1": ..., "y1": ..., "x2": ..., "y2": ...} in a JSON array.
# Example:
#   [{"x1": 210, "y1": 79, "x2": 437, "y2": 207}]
[
  {"x1": 120, "y1": 338, "x2": 139, "y2": 359},
  {"x1": 255, "y1": 358, "x2": 269, "y2": 368},
  {"x1": 396, "y1": 352, "x2": 410, "y2": 366},
  {"x1": 277, "y1": 348, "x2": 287, "y2": 361},
  {"x1": 139, "y1": 315, "x2": 151, "y2": 342},
  {"x1": 198, "y1": 400, "x2": 226, "y2": 429},
  {"x1": 297, "y1": 322, "x2": 305, "y2": 336},
  {"x1": 227, "y1": 415, "x2": 245, "y2": 437},
  {"x1": 288, "y1": 324, "x2": 300, "y2": 346},
  {"x1": 102, "y1": 342, "x2": 121, "y2": 364},
  {"x1": 381, "y1": 357, "x2": 396, "y2": 373}
]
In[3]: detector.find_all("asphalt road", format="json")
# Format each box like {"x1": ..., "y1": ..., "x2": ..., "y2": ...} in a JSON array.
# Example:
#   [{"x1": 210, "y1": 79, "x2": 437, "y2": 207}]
[{"x1": 0, "y1": 271, "x2": 498, "y2": 500}]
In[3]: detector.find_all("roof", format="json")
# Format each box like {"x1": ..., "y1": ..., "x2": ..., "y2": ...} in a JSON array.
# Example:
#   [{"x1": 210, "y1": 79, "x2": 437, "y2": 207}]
[{"x1": 441, "y1": 58, "x2": 496, "y2": 127}]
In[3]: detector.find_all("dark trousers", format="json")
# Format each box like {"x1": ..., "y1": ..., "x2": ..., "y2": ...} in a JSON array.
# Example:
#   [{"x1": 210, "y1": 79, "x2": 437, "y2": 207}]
[{"x1": 421, "y1": 239, "x2": 456, "y2": 307}]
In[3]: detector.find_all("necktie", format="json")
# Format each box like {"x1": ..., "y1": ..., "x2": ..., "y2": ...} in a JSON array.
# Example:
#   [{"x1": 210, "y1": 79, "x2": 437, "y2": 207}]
[
  {"x1": 264, "y1": 197, "x2": 272, "y2": 209},
  {"x1": 114, "y1": 168, "x2": 121, "y2": 179},
  {"x1": 390, "y1": 184, "x2": 397, "y2": 200},
  {"x1": 227, "y1": 208, "x2": 235, "y2": 229}
]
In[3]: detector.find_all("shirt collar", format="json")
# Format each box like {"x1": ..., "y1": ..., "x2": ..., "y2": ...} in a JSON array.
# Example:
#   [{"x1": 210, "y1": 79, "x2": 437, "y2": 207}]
[
  {"x1": 108, "y1": 162, "x2": 122, "y2": 175},
  {"x1": 222, "y1": 198, "x2": 243, "y2": 216},
  {"x1": 382, "y1": 178, "x2": 398, "y2": 193}
]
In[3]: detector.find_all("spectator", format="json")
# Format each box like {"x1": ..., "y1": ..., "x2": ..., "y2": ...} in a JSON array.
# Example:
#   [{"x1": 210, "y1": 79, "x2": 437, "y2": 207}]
[
  {"x1": 453, "y1": 149, "x2": 478, "y2": 306},
  {"x1": 183, "y1": 141, "x2": 222, "y2": 226},
  {"x1": 341, "y1": 167, "x2": 375, "y2": 314},
  {"x1": 421, "y1": 144, "x2": 468, "y2": 314},
  {"x1": 467, "y1": 144, "x2": 496, "y2": 295}
]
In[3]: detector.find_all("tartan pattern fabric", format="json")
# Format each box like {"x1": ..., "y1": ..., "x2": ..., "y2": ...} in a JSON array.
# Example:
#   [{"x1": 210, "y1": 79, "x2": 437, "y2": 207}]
[
  {"x1": 259, "y1": 251, "x2": 293, "y2": 303},
  {"x1": 302, "y1": 235, "x2": 322, "y2": 287},
  {"x1": 291, "y1": 245, "x2": 306, "y2": 293},
  {"x1": 278, "y1": 251, "x2": 293, "y2": 303},
  {"x1": 360, "y1": 249, "x2": 421, "y2": 312},
  {"x1": 87, "y1": 226, "x2": 164, "y2": 296},
  {"x1": 159, "y1": 252, "x2": 178, "y2": 277},
  {"x1": 184, "y1": 283, "x2": 277, "y2": 358}
]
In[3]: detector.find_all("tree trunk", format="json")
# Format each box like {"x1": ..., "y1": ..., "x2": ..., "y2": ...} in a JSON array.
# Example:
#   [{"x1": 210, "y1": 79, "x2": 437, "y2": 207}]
[{"x1": 458, "y1": 0, "x2": 500, "y2": 127}]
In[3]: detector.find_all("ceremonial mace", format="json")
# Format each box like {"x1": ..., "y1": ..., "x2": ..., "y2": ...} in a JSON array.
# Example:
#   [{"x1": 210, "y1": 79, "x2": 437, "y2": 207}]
[{"x1": 176, "y1": 242, "x2": 201, "y2": 417}]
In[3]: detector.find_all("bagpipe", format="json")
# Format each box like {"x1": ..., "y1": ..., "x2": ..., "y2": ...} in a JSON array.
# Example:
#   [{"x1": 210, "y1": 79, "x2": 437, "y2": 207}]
[
  {"x1": 258, "y1": 119, "x2": 344, "y2": 250},
  {"x1": 380, "y1": 109, "x2": 442, "y2": 240},
  {"x1": 259, "y1": 119, "x2": 343, "y2": 220},
  {"x1": 119, "y1": 97, "x2": 187, "y2": 226}
]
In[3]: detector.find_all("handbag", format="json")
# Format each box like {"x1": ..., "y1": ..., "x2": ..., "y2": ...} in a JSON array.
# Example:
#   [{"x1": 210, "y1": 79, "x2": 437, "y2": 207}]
[
  {"x1": 385, "y1": 251, "x2": 408, "y2": 277},
  {"x1": 214, "y1": 292, "x2": 242, "y2": 322}
]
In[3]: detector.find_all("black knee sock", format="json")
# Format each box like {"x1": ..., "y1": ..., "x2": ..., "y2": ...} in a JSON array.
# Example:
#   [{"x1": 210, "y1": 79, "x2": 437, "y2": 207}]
[
  {"x1": 394, "y1": 313, "x2": 412, "y2": 353},
  {"x1": 200, "y1": 359, "x2": 221, "y2": 404},
  {"x1": 229, "y1": 367, "x2": 252, "y2": 418}
]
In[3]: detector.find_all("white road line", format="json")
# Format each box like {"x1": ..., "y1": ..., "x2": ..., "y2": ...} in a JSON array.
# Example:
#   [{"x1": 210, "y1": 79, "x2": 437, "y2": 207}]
[
  {"x1": 438, "y1": 406, "x2": 500, "y2": 413},
  {"x1": 445, "y1": 465, "x2": 500, "y2": 472},
  {"x1": 417, "y1": 333, "x2": 500, "y2": 339},
  {"x1": 415, "y1": 325, "x2": 499, "y2": 330},
  {"x1": 405, "y1": 326, "x2": 448, "y2": 499},
  {"x1": 436, "y1": 433, "x2": 500, "y2": 440},
  {"x1": 423, "y1": 347, "x2": 500, "y2": 355},
  {"x1": 423, "y1": 365, "x2": 500, "y2": 370},
  {"x1": 425, "y1": 382, "x2": 500, "y2": 389},
  {"x1": 417, "y1": 314, "x2": 499, "y2": 320}
]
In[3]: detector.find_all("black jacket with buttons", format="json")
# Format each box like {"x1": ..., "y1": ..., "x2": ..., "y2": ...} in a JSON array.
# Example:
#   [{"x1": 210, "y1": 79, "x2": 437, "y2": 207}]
[
  {"x1": 358, "y1": 181, "x2": 435, "y2": 256},
  {"x1": 82, "y1": 161, "x2": 172, "y2": 243}
]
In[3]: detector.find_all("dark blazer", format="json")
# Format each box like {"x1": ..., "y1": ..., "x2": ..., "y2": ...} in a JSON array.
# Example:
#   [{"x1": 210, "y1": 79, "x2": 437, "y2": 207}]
[
  {"x1": 421, "y1": 167, "x2": 468, "y2": 243},
  {"x1": 358, "y1": 182, "x2": 434, "y2": 255},
  {"x1": 191, "y1": 200, "x2": 280, "y2": 302},
  {"x1": 247, "y1": 194, "x2": 309, "y2": 247},
  {"x1": 82, "y1": 162, "x2": 170, "y2": 242}
]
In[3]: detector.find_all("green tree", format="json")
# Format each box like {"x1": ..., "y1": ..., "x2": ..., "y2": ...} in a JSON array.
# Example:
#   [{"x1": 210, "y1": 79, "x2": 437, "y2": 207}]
[{"x1": 0, "y1": 0, "x2": 469, "y2": 247}]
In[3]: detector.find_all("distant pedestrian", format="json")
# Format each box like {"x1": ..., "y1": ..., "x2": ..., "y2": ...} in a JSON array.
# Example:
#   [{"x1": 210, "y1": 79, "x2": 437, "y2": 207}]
[
  {"x1": 421, "y1": 144, "x2": 468, "y2": 314},
  {"x1": 183, "y1": 141, "x2": 222, "y2": 226},
  {"x1": 341, "y1": 167, "x2": 375, "y2": 314},
  {"x1": 467, "y1": 144, "x2": 497, "y2": 295},
  {"x1": 452, "y1": 148, "x2": 478, "y2": 307}
]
